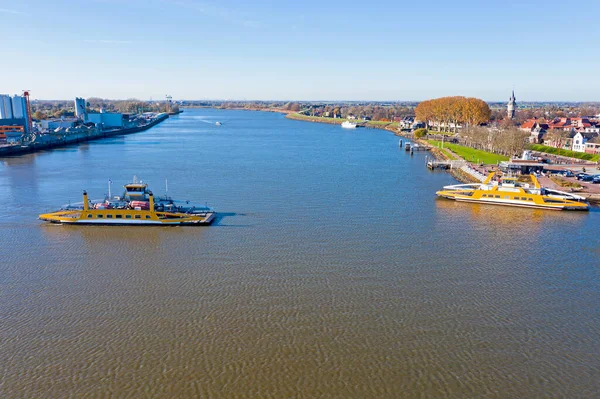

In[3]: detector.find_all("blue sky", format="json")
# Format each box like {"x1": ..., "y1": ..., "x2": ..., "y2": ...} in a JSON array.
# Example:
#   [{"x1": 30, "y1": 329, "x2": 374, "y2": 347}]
[{"x1": 2, "y1": 0, "x2": 599, "y2": 101}]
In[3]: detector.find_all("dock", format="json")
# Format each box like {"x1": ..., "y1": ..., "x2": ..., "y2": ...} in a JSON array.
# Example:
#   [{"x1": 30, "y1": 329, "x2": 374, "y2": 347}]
[{"x1": 404, "y1": 142, "x2": 430, "y2": 155}]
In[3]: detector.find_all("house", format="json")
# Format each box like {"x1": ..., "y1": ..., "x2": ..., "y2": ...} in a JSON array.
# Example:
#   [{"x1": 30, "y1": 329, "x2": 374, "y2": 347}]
[
  {"x1": 584, "y1": 125, "x2": 600, "y2": 133},
  {"x1": 399, "y1": 116, "x2": 414, "y2": 129},
  {"x1": 529, "y1": 125, "x2": 546, "y2": 144},
  {"x1": 571, "y1": 132, "x2": 599, "y2": 152},
  {"x1": 546, "y1": 117, "x2": 595, "y2": 132},
  {"x1": 520, "y1": 118, "x2": 548, "y2": 143},
  {"x1": 584, "y1": 141, "x2": 600, "y2": 155},
  {"x1": 520, "y1": 118, "x2": 549, "y2": 133},
  {"x1": 547, "y1": 117, "x2": 575, "y2": 132}
]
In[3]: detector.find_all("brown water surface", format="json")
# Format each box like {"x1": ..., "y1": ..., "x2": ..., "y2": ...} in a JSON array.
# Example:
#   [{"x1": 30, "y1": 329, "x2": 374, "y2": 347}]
[{"x1": 1, "y1": 109, "x2": 599, "y2": 398}]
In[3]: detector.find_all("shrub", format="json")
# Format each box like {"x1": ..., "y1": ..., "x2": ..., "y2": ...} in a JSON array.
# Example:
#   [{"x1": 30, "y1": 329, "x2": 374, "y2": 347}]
[
  {"x1": 530, "y1": 144, "x2": 600, "y2": 162},
  {"x1": 414, "y1": 128, "x2": 428, "y2": 139}
]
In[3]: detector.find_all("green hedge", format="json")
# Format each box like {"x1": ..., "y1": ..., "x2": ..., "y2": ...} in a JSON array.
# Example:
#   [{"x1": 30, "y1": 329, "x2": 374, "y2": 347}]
[{"x1": 530, "y1": 144, "x2": 599, "y2": 162}]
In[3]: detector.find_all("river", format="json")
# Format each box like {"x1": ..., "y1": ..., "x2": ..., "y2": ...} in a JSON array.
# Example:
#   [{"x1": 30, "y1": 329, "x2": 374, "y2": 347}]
[{"x1": 1, "y1": 108, "x2": 598, "y2": 398}]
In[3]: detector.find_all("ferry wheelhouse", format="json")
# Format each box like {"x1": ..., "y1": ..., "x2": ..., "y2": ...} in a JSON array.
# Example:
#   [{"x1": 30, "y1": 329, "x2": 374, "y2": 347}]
[
  {"x1": 436, "y1": 172, "x2": 589, "y2": 211},
  {"x1": 39, "y1": 179, "x2": 216, "y2": 225}
]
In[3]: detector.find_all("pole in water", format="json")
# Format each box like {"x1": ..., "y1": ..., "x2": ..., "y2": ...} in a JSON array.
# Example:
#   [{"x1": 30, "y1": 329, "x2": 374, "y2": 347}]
[
  {"x1": 165, "y1": 178, "x2": 168, "y2": 194},
  {"x1": 108, "y1": 178, "x2": 112, "y2": 199}
]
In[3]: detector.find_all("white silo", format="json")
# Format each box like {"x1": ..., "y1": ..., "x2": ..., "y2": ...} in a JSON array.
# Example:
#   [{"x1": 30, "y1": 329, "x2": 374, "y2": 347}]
[
  {"x1": 11, "y1": 95, "x2": 26, "y2": 119},
  {"x1": 0, "y1": 94, "x2": 13, "y2": 119},
  {"x1": 75, "y1": 97, "x2": 86, "y2": 119}
]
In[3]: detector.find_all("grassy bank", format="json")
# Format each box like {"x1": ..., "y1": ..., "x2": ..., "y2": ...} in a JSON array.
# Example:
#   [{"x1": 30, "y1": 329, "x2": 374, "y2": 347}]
[
  {"x1": 286, "y1": 113, "x2": 345, "y2": 125},
  {"x1": 427, "y1": 140, "x2": 508, "y2": 164},
  {"x1": 530, "y1": 144, "x2": 600, "y2": 162}
]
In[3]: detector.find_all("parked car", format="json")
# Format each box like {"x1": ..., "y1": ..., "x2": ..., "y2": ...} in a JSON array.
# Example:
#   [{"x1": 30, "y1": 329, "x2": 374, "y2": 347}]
[
  {"x1": 576, "y1": 173, "x2": 589, "y2": 180},
  {"x1": 563, "y1": 171, "x2": 574, "y2": 177},
  {"x1": 593, "y1": 176, "x2": 600, "y2": 184},
  {"x1": 579, "y1": 174, "x2": 594, "y2": 182}
]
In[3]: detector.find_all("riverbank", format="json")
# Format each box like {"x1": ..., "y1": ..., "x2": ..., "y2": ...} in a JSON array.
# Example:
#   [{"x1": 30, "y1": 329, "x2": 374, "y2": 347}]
[
  {"x1": 0, "y1": 113, "x2": 169, "y2": 157},
  {"x1": 183, "y1": 106, "x2": 294, "y2": 114},
  {"x1": 286, "y1": 113, "x2": 400, "y2": 131}
]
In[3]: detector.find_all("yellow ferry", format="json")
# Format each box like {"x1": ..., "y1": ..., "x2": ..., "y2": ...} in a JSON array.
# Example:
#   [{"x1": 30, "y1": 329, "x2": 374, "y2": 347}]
[
  {"x1": 436, "y1": 172, "x2": 589, "y2": 211},
  {"x1": 39, "y1": 178, "x2": 216, "y2": 225}
]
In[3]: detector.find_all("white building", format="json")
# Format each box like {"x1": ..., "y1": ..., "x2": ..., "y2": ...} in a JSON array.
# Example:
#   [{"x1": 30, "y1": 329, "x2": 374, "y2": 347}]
[
  {"x1": 41, "y1": 118, "x2": 78, "y2": 130},
  {"x1": 571, "y1": 132, "x2": 598, "y2": 152},
  {"x1": 86, "y1": 112, "x2": 124, "y2": 128}
]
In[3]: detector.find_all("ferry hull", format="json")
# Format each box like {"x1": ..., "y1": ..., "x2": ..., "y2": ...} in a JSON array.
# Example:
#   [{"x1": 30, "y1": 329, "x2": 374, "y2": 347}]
[
  {"x1": 436, "y1": 192, "x2": 589, "y2": 211},
  {"x1": 39, "y1": 211, "x2": 216, "y2": 226}
]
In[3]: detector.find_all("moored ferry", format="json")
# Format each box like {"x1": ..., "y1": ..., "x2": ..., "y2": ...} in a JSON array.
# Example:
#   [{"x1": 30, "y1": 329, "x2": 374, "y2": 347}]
[
  {"x1": 39, "y1": 178, "x2": 216, "y2": 225},
  {"x1": 436, "y1": 172, "x2": 589, "y2": 211}
]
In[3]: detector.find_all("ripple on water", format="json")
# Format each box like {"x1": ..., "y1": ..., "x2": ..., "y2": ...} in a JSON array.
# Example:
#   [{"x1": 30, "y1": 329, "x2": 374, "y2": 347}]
[{"x1": 0, "y1": 109, "x2": 599, "y2": 398}]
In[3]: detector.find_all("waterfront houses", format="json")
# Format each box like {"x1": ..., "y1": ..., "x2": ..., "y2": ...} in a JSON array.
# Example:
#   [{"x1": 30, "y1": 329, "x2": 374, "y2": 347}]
[{"x1": 520, "y1": 117, "x2": 600, "y2": 152}]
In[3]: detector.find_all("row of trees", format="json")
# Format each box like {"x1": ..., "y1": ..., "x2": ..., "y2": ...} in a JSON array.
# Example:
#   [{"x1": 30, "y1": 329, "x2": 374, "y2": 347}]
[
  {"x1": 306, "y1": 105, "x2": 414, "y2": 121},
  {"x1": 458, "y1": 126, "x2": 529, "y2": 157},
  {"x1": 31, "y1": 99, "x2": 178, "y2": 120},
  {"x1": 415, "y1": 96, "x2": 491, "y2": 133}
]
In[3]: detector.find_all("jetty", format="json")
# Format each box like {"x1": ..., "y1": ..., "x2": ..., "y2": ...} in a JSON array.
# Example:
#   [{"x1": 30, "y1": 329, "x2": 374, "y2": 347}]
[{"x1": 404, "y1": 142, "x2": 430, "y2": 155}]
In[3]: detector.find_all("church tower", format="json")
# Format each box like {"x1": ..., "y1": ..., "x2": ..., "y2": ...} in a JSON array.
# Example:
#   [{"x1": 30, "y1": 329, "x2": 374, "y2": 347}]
[{"x1": 507, "y1": 90, "x2": 516, "y2": 119}]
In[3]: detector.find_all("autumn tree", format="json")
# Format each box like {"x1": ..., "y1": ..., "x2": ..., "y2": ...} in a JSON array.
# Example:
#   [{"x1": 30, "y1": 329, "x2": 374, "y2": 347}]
[{"x1": 415, "y1": 96, "x2": 491, "y2": 133}]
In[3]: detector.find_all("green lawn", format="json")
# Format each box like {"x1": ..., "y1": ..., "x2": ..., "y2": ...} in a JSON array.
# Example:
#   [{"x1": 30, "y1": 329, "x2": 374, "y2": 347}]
[
  {"x1": 427, "y1": 140, "x2": 509, "y2": 164},
  {"x1": 440, "y1": 148, "x2": 459, "y2": 160},
  {"x1": 530, "y1": 144, "x2": 599, "y2": 162}
]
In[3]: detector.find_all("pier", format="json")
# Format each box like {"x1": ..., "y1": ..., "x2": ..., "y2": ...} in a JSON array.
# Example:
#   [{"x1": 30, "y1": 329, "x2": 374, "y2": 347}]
[{"x1": 404, "y1": 143, "x2": 430, "y2": 153}]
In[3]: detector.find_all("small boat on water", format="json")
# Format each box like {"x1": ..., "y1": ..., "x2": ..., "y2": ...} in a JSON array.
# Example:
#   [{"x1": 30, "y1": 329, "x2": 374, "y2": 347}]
[
  {"x1": 39, "y1": 177, "x2": 216, "y2": 225},
  {"x1": 215, "y1": 122, "x2": 222, "y2": 126},
  {"x1": 436, "y1": 172, "x2": 589, "y2": 211},
  {"x1": 341, "y1": 121, "x2": 357, "y2": 129}
]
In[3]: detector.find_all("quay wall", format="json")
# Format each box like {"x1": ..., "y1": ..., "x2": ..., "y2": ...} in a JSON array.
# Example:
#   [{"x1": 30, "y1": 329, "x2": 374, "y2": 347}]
[{"x1": 0, "y1": 113, "x2": 169, "y2": 157}]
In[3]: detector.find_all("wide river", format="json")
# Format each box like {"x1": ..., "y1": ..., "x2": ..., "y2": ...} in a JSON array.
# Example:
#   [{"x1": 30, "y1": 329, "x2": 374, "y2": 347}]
[{"x1": 1, "y1": 109, "x2": 598, "y2": 398}]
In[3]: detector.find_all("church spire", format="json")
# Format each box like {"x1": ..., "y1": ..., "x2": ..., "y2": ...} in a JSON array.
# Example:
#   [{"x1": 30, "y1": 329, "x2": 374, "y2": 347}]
[{"x1": 507, "y1": 90, "x2": 516, "y2": 119}]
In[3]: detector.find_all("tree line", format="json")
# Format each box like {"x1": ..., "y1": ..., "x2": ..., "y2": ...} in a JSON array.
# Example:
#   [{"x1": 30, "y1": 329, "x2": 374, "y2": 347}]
[
  {"x1": 458, "y1": 126, "x2": 529, "y2": 157},
  {"x1": 31, "y1": 98, "x2": 178, "y2": 120},
  {"x1": 415, "y1": 96, "x2": 491, "y2": 132}
]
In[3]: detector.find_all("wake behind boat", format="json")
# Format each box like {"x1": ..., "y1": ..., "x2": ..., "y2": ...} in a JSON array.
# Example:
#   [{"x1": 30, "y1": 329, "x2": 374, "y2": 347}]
[
  {"x1": 39, "y1": 177, "x2": 216, "y2": 225},
  {"x1": 436, "y1": 172, "x2": 589, "y2": 211}
]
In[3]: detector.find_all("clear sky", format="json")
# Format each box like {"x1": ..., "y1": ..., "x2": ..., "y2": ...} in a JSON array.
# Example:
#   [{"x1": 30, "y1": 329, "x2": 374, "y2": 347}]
[{"x1": 2, "y1": 0, "x2": 599, "y2": 101}]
